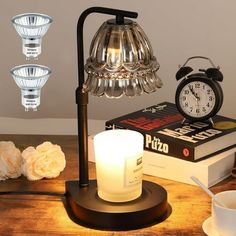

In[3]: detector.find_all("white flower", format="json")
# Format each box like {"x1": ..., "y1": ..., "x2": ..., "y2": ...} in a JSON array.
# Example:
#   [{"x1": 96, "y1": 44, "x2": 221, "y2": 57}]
[
  {"x1": 22, "y1": 142, "x2": 66, "y2": 181},
  {"x1": 22, "y1": 147, "x2": 44, "y2": 181},
  {"x1": 0, "y1": 141, "x2": 22, "y2": 181}
]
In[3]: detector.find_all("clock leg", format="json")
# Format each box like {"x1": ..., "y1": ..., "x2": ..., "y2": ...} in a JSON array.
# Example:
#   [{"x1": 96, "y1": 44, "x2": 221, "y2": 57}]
[
  {"x1": 209, "y1": 118, "x2": 214, "y2": 126},
  {"x1": 181, "y1": 118, "x2": 187, "y2": 125}
]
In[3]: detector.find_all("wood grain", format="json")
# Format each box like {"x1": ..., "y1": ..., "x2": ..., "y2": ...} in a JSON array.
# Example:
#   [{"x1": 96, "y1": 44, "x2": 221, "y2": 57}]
[{"x1": 0, "y1": 134, "x2": 235, "y2": 236}]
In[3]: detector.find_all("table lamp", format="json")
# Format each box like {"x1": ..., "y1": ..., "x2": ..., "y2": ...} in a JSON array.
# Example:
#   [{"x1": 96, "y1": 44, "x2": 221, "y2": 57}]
[{"x1": 65, "y1": 7, "x2": 169, "y2": 230}]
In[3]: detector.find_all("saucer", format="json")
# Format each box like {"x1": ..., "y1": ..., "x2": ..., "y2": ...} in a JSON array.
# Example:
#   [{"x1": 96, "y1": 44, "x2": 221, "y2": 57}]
[{"x1": 202, "y1": 217, "x2": 220, "y2": 236}]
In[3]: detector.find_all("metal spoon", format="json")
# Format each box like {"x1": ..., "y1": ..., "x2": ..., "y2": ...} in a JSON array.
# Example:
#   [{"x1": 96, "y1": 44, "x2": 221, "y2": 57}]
[{"x1": 190, "y1": 176, "x2": 227, "y2": 208}]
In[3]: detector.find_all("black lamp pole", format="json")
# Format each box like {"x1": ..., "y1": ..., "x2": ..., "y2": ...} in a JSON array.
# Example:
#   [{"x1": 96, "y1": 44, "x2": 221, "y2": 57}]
[{"x1": 75, "y1": 7, "x2": 138, "y2": 187}]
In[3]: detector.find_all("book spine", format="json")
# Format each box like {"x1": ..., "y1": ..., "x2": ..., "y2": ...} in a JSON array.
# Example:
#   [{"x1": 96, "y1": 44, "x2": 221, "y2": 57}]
[
  {"x1": 144, "y1": 133, "x2": 195, "y2": 162},
  {"x1": 105, "y1": 121, "x2": 196, "y2": 162}
]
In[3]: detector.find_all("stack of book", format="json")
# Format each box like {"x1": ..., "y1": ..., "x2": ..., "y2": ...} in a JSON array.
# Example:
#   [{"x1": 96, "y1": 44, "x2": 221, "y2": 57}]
[{"x1": 89, "y1": 102, "x2": 236, "y2": 187}]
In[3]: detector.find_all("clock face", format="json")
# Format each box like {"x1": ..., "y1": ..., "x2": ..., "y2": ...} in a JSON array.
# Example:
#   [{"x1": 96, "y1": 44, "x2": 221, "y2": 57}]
[
  {"x1": 175, "y1": 76, "x2": 223, "y2": 121},
  {"x1": 178, "y1": 80, "x2": 216, "y2": 118}
]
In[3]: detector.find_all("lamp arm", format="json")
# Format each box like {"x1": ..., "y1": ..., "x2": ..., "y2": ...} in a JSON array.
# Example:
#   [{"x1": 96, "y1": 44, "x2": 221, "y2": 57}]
[{"x1": 76, "y1": 7, "x2": 138, "y2": 187}]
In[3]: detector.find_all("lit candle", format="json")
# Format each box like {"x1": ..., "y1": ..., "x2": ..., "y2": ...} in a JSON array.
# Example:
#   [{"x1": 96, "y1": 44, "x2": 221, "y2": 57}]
[{"x1": 94, "y1": 129, "x2": 144, "y2": 202}]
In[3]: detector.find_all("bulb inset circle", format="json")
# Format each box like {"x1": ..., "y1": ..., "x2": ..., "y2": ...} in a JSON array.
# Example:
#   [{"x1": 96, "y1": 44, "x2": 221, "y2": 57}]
[
  {"x1": 12, "y1": 13, "x2": 52, "y2": 58},
  {"x1": 10, "y1": 64, "x2": 51, "y2": 111}
]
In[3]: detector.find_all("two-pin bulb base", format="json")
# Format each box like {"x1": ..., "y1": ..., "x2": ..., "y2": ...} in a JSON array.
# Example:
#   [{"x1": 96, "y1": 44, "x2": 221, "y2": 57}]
[
  {"x1": 21, "y1": 89, "x2": 41, "y2": 111},
  {"x1": 22, "y1": 38, "x2": 42, "y2": 59}
]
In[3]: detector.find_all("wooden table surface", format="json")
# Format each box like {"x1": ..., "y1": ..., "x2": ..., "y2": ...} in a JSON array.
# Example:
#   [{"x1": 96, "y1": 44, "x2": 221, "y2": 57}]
[{"x1": 0, "y1": 134, "x2": 235, "y2": 236}]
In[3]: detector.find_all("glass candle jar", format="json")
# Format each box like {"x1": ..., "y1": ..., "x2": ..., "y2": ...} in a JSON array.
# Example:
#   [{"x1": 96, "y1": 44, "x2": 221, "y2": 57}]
[{"x1": 94, "y1": 129, "x2": 144, "y2": 202}]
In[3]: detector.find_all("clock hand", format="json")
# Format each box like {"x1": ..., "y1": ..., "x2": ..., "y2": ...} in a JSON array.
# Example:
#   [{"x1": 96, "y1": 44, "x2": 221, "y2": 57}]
[{"x1": 188, "y1": 85, "x2": 199, "y2": 101}]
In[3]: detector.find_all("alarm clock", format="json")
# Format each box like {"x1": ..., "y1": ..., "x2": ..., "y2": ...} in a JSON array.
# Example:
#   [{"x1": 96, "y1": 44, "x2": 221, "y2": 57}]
[{"x1": 175, "y1": 56, "x2": 223, "y2": 122}]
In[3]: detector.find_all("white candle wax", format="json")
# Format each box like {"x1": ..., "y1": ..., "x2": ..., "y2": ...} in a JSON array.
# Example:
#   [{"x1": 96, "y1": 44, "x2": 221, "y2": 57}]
[{"x1": 94, "y1": 129, "x2": 144, "y2": 202}]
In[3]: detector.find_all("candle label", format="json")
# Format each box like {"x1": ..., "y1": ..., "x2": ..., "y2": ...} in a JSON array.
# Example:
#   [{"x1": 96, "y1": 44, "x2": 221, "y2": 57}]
[{"x1": 125, "y1": 155, "x2": 143, "y2": 186}]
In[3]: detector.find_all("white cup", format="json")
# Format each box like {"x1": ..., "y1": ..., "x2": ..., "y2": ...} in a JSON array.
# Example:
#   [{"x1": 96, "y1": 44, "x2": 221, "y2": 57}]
[
  {"x1": 212, "y1": 190, "x2": 236, "y2": 236},
  {"x1": 94, "y1": 129, "x2": 144, "y2": 203}
]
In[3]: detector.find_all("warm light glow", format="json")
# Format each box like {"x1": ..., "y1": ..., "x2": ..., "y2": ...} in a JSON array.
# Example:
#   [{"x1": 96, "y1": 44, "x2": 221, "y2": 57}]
[
  {"x1": 107, "y1": 47, "x2": 122, "y2": 66},
  {"x1": 94, "y1": 129, "x2": 144, "y2": 202}
]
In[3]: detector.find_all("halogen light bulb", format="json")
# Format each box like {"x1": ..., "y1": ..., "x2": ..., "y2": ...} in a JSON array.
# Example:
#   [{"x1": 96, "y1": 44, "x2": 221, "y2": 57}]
[
  {"x1": 10, "y1": 64, "x2": 51, "y2": 111},
  {"x1": 12, "y1": 13, "x2": 52, "y2": 59}
]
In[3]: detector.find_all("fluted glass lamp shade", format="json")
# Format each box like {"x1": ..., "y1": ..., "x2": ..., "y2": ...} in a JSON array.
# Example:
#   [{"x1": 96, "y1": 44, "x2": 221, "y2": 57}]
[
  {"x1": 83, "y1": 19, "x2": 162, "y2": 98},
  {"x1": 11, "y1": 64, "x2": 51, "y2": 111},
  {"x1": 12, "y1": 13, "x2": 52, "y2": 59}
]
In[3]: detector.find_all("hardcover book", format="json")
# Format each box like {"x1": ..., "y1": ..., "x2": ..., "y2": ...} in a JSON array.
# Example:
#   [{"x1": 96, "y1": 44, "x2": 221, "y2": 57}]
[
  {"x1": 143, "y1": 147, "x2": 236, "y2": 187},
  {"x1": 105, "y1": 102, "x2": 236, "y2": 162}
]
